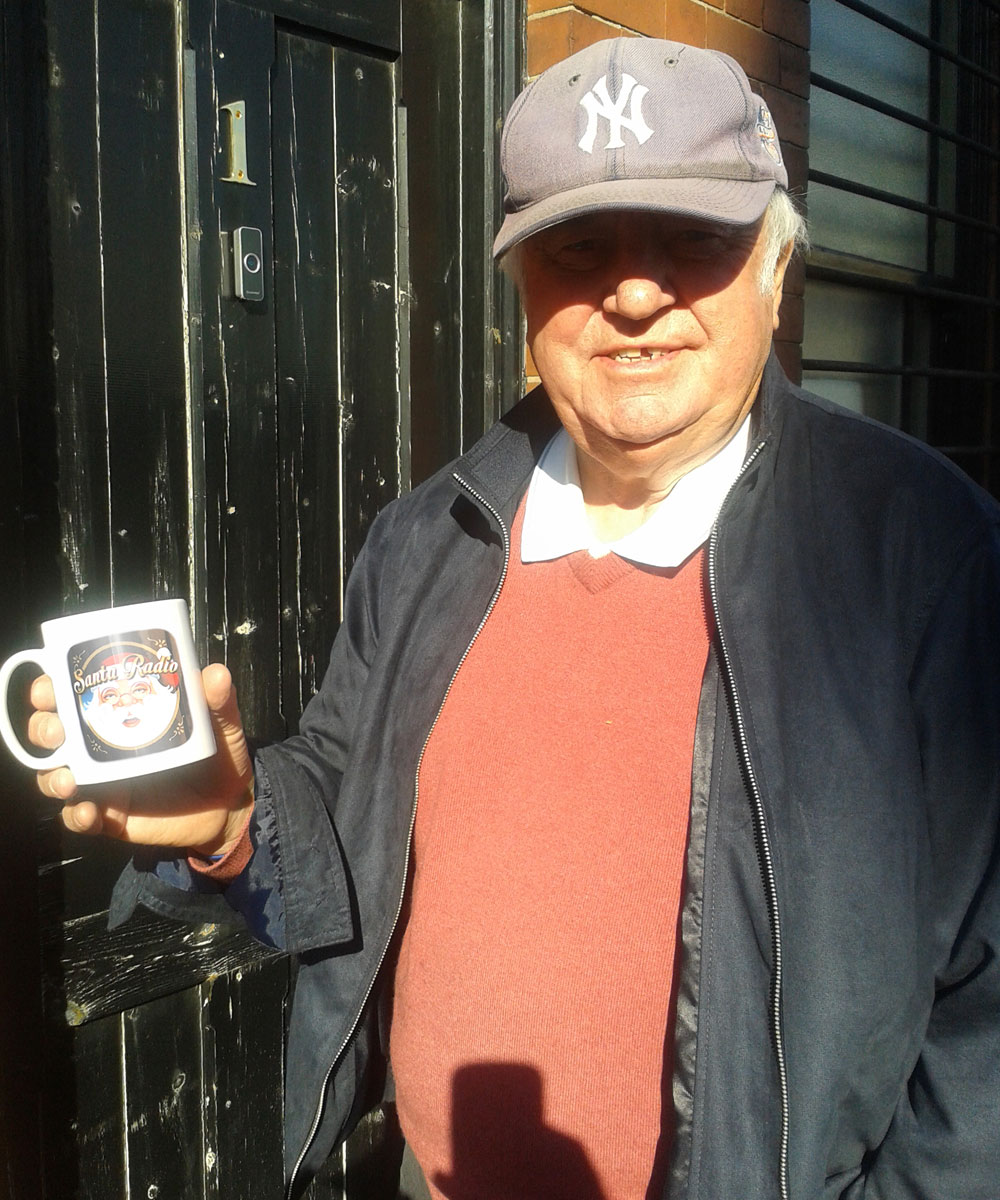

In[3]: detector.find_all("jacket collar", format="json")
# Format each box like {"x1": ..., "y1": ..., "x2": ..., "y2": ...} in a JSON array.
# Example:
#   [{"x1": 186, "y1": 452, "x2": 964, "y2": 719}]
[
  {"x1": 451, "y1": 349, "x2": 793, "y2": 520},
  {"x1": 451, "y1": 385, "x2": 561, "y2": 522}
]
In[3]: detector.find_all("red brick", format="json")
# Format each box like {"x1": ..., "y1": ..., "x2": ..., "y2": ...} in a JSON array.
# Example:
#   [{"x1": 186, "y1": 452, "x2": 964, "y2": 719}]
[
  {"x1": 778, "y1": 38, "x2": 810, "y2": 98},
  {"x1": 663, "y1": 0, "x2": 708, "y2": 45},
  {"x1": 759, "y1": 82, "x2": 809, "y2": 149},
  {"x1": 706, "y1": 10, "x2": 780, "y2": 85},
  {"x1": 527, "y1": 11, "x2": 635, "y2": 76},
  {"x1": 528, "y1": 1, "x2": 709, "y2": 44},
  {"x1": 726, "y1": 0, "x2": 764, "y2": 27},
  {"x1": 576, "y1": 0, "x2": 665, "y2": 36},
  {"x1": 763, "y1": 0, "x2": 810, "y2": 49}
]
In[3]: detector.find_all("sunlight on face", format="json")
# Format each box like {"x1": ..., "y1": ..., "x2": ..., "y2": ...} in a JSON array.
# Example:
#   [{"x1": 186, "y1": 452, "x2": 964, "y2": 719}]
[{"x1": 521, "y1": 211, "x2": 788, "y2": 501}]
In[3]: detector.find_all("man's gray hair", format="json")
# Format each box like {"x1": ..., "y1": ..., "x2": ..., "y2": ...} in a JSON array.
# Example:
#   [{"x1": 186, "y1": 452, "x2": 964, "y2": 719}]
[
  {"x1": 759, "y1": 187, "x2": 808, "y2": 294},
  {"x1": 499, "y1": 187, "x2": 808, "y2": 296}
]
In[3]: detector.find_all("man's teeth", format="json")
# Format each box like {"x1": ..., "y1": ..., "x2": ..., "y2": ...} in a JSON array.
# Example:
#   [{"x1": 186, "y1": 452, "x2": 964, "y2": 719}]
[{"x1": 613, "y1": 348, "x2": 665, "y2": 361}]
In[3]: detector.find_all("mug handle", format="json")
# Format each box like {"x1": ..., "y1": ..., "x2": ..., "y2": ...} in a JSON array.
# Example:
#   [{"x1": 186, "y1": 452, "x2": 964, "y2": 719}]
[{"x1": 0, "y1": 649, "x2": 65, "y2": 771}]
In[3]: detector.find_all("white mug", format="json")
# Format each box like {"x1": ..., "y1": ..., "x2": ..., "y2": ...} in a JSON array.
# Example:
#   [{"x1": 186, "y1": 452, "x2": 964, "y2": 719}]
[{"x1": 0, "y1": 599, "x2": 216, "y2": 785}]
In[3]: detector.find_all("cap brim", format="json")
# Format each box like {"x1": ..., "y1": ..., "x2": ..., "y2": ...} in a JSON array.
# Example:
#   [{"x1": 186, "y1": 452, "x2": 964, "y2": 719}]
[{"x1": 492, "y1": 176, "x2": 776, "y2": 259}]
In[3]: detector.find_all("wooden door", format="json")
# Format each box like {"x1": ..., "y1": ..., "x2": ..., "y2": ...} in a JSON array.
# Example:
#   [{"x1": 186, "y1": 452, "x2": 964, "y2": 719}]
[{"x1": 0, "y1": 0, "x2": 523, "y2": 1195}]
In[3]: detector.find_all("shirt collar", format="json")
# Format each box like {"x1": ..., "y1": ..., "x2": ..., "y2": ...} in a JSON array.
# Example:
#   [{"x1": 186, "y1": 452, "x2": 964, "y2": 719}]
[{"x1": 520, "y1": 416, "x2": 751, "y2": 568}]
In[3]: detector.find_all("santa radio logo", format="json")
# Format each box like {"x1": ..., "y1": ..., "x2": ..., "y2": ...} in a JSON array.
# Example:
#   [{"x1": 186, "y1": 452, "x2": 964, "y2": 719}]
[{"x1": 70, "y1": 631, "x2": 191, "y2": 760}]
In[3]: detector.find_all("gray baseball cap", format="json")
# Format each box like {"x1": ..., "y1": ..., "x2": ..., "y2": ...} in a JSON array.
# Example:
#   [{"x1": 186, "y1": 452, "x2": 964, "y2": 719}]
[{"x1": 493, "y1": 37, "x2": 788, "y2": 259}]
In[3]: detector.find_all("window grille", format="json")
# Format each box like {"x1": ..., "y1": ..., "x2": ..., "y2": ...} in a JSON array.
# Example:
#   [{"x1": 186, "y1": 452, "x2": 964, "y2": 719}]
[{"x1": 802, "y1": 0, "x2": 1000, "y2": 494}]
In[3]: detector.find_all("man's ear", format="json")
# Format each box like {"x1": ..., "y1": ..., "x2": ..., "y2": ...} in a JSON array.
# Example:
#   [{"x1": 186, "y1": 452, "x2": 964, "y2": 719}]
[{"x1": 770, "y1": 241, "x2": 794, "y2": 331}]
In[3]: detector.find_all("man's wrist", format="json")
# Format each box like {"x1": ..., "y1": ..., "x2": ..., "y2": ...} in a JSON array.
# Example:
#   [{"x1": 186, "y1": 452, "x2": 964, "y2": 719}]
[
  {"x1": 190, "y1": 782, "x2": 255, "y2": 860},
  {"x1": 188, "y1": 792, "x2": 255, "y2": 882}
]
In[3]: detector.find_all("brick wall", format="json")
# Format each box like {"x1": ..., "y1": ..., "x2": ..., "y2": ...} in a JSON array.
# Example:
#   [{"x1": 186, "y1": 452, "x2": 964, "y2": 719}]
[{"x1": 523, "y1": 0, "x2": 810, "y2": 380}]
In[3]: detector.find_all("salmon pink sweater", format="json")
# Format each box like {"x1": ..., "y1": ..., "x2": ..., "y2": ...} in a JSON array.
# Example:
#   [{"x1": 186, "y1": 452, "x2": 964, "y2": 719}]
[{"x1": 391, "y1": 503, "x2": 711, "y2": 1199}]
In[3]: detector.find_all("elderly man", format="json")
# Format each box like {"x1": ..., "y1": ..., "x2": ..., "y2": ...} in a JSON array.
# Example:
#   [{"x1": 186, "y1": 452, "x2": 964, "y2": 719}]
[{"x1": 29, "y1": 38, "x2": 1000, "y2": 1200}]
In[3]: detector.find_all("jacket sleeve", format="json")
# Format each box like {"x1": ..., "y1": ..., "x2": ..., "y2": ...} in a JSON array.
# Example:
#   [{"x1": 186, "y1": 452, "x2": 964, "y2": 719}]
[
  {"x1": 861, "y1": 521, "x2": 1000, "y2": 1200},
  {"x1": 110, "y1": 501, "x2": 397, "y2": 953}
]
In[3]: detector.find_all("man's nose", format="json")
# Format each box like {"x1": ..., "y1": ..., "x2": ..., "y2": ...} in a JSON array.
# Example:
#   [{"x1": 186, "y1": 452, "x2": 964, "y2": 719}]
[
  {"x1": 603, "y1": 270, "x2": 677, "y2": 321},
  {"x1": 115, "y1": 693, "x2": 136, "y2": 707}
]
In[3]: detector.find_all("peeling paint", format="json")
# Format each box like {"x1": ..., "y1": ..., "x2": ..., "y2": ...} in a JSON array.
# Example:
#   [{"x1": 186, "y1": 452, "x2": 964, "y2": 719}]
[{"x1": 65, "y1": 1000, "x2": 88, "y2": 1027}]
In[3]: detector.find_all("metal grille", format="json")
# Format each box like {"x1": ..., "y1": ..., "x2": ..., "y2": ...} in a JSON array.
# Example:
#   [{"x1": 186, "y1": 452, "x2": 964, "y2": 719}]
[{"x1": 802, "y1": 0, "x2": 1000, "y2": 494}]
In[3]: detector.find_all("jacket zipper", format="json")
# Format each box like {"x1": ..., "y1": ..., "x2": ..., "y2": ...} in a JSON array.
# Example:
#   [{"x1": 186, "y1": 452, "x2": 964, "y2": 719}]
[
  {"x1": 707, "y1": 440, "x2": 790, "y2": 1200},
  {"x1": 285, "y1": 473, "x2": 511, "y2": 1200}
]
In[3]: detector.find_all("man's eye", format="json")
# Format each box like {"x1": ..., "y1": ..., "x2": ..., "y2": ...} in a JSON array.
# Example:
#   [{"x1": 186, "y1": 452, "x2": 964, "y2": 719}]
[
  {"x1": 549, "y1": 238, "x2": 604, "y2": 268},
  {"x1": 671, "y1": 230, "x2": 728, "y2": 258}
]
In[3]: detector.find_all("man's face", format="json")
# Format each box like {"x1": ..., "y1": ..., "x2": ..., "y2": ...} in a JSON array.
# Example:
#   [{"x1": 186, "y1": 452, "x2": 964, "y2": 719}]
[{"x1": 520, "y1": 210, "x2": 789, "y2": 498}]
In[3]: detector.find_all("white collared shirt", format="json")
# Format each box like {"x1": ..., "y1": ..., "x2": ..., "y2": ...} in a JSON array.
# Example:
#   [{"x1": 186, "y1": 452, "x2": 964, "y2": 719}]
[{"x1": 520, "y1": 416, "x2": 751, "y2": 568}]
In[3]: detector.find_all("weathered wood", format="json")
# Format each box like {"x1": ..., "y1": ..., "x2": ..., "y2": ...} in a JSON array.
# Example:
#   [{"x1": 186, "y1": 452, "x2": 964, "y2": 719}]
[
  {"x1": 46, "y1": 0, "x2": 114, "y2": 612},
  {"x1": 399, "y1": 2, "x2": 465, "y2": 483},
  {"x1": 123, "y1": 988, "x2": 206, "y2": 1199},
  {"x1": 192, "y1": 0, "x2": 287, "y2": 740},
  {"x1": 272, "y1": 29, "x2": 345, "y2": 718},
  {"x1": 97, "y1": 0, "x2": 191, "y2": 605},
  {"x1": 42, "y1": 1012, "x2": 127, "y2": 1199},
  {"x1": 47, "y1": 906, "x2": 282, "y2": 1027},
  {"x1": 333, "y1": 48, "x2": 402, "y2": 576},
  {"x1": 206, "y1": 960, "x2": 289, "y2": 1200},
  {"x1": 232, "y1": 0, "x2": 401, "y2": 55},
  {"x1": 399, "y1": 0, "x2": 525, "y2": 487},
  {"x1": 0, "y1": 0, "x2": 48, "y2": 1190},
  {"x1": 4, "y1": 1, "x2": 524, "y2": 1195}
]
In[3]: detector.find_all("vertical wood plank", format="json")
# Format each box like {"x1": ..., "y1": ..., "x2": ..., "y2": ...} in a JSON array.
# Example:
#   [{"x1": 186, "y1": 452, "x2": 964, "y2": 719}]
[
  {"x1": 271, "y1": 29, "x2": 344, "y2": 719},
  {"x1": 481, "y1": 0, "x2": 526, "y2": 427},
  {"x1": 41, "y1": 1013, "x2": 127, "y2": 1199},
  {"x1": 399, "y1": 1, "x2": 465, "y2": 484},
  {"x1": 332, "y1": 48, "x2": 402, "y2": 577},
  {"x1": 45, "y1": 0, "x2": 113, "y2": 611},
  {"x1": 0, "y1": 0, "x2": 48, "y2": 1190},
  {"x1": 399, "y1": 0, "x2": 524, "y2": 487},
  {"x1": 205, "y1": 961, "x2": 288, "y2": 1200},
  {"x1": 122, "y1": 988, "x2": 206, "y2": 1200},
  {"x1": 38, "y1": 0, "x2": 190, "y2": 945},
  {"x1": 462, "y1": 0, "x2": 526, "y2": 436},
  {"x1": 96, "y1": 0, "x2": 190, "y2": 604},
  {"x1": 190, "y1": 0, "x2": 284, "y2": 738}
]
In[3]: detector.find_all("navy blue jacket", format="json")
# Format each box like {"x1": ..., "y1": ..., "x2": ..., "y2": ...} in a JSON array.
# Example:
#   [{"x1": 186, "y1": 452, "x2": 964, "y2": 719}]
[{"x1": 115, "y1": 356, "x2": 1000, "y2": 1200}]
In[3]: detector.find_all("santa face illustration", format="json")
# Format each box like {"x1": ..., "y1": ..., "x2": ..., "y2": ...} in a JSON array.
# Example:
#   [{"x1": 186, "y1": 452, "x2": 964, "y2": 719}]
[{"x1": 79, "y1": 652, "x2": 181, "y2": 750}]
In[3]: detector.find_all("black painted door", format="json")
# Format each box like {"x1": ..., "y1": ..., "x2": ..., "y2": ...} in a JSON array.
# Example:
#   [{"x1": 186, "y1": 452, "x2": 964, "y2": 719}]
[{"x1": 0, "y1": 0, "x2": 522, "y2": 1195}]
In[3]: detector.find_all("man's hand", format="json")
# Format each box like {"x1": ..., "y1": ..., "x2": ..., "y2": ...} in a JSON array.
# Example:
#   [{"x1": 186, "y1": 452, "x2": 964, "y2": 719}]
[{"x1": 28, "y1": 662, "x2": 254, "y2": 856}]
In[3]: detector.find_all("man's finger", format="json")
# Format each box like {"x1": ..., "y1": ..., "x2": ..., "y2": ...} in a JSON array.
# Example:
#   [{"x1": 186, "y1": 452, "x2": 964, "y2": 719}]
[
  {"x1": 28, "y1": 709, "x2": 65, "y2": 751},
  {"x1": 201, "y1": 664, "x2": 251, "y2": 769},
  {"x1": 29, "y1": 674, "x2": 57, "y2": 712},
  {"x1": 61, "y1": 800, "x2": 104, "y2": 835},
  {"x1": 202, "y1": 662, "x2": 238, "y2": 723},
  {"x1": 37, "y1": 765, "x2": 78, "y2": 802}
]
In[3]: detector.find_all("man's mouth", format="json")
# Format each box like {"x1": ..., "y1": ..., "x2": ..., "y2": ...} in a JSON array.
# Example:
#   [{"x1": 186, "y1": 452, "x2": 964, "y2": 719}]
[
  {"x1": 610, "y1": 347, "x2": 671, "y2": 362},
  {"x1": 122, "y1": 716, "x2": 140, "y2": 728}
]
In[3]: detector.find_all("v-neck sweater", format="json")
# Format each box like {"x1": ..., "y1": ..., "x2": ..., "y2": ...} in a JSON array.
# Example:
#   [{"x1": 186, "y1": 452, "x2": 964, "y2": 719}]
[{"x1": 390, "y1": 501, "x2": 712, "y2": 1200}]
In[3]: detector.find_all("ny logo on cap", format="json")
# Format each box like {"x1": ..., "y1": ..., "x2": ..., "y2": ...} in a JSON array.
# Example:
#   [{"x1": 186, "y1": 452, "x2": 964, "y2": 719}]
[{"x1": 578, "y1": 73, "x2": 654, "y2": 154}]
